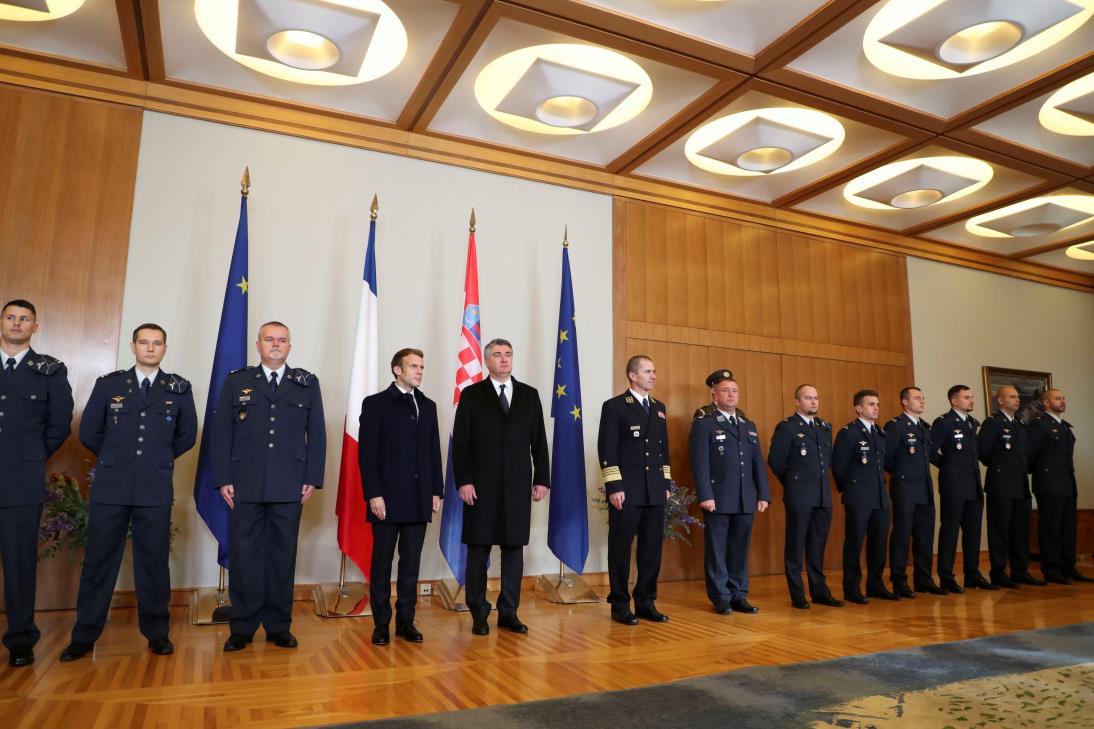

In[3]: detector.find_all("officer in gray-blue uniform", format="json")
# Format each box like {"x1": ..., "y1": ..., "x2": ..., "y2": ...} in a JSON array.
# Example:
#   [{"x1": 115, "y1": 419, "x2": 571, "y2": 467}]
[
  {"x1": 212, "y1": 321, "x2": 326, "y2": 652},
  {"x1": 60, "y1": 323, "x2": 197, "y2": 662},
  {"x1": 883, "y1": 387, "x2": 944, "y2": 597},
  {"x1": 832, "y1": 389, "x2": 895, "y2": 603},
  {"x1": 0, "y1": 299, "x2": 73, "y2": 668},
  {"x1": 689, "y1": 370, "x2": 770, "y2": 615},
  {"x1": 767, "y1": 384, "x2": 843, "y2": 610}
]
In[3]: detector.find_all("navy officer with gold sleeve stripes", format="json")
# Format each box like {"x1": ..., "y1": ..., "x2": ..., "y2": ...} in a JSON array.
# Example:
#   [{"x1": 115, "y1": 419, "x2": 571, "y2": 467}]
[
  {"x1": 212, "y1": 321, "x2": 326, "y2": 652},
  {"x1": 597, "y1": 355, "x2": 671, "y2": 626},
  {"x1": 61, "y1": 323, "x2": 197, "y2": 662}
]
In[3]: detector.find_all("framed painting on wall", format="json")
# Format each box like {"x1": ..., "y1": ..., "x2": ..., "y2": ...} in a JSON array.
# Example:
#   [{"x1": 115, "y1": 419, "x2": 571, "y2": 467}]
[{"x1": 981, "y1": 366, "x2": 1053, "y2": 420}]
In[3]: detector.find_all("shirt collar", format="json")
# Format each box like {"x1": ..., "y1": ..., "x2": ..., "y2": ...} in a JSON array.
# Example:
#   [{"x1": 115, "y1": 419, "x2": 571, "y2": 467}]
[
  {"x1": 1045, "y1": 412, "x2": 1063, "y2": 423},
  {"x1": 629, "y1": 388, "x2": 649, "y2": 404},
  {"x1": 718, "y1": 408, "x2": 737, "y2": 421},
  {"x1": 903, "y1": 411, "x2": 919, "y2": 425},
  {"x1": 858, "y1": 417, "x2": 874, "y2": 432},
  {"x1": 261, "y1": 363, "x2": 287, "y2": 381},
  {"x1": 490, "y1": 377, "x2": 513, "y2": 396},
  {"x1": 952, "y1": 408, "x2": 968, "y2": 422},
  {"x1": 797, "y1": 412, "x2": 814, "y2": 424},
  {"x1": 394, "y1": 381, "x2": 416, "y2": 397},
  {"x1": 0, "y1": 346, "x2": 30, "y2": 369},
  {"x1": 134, "y1": 367, "x2": 160, "y2": 385}
]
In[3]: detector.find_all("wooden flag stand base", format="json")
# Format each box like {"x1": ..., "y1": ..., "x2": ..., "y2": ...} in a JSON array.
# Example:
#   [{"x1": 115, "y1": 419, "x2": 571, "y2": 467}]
[
  {"x1": 191, "y1": 566, "x2": 232, "y2": 625},
  {"x1": 537, "y1": 564, "x2": 599, "y2": 604},
  {"x1": 435, "y1": 577, "x2": 470, "y2": 612},
  {"x1": 314, "y1": 554, "x2": 372, "y2": 618}
]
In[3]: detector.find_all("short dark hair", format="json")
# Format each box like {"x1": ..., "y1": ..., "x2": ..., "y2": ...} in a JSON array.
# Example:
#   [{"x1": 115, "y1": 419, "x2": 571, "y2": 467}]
[
  {"x1": 794, "y1": 383, "x2": 815, "y2": 399},
  {"x1": 258, "y1": 321, "x2": 289, "y2": 339},
  {"x1": 2, "y1": 299, "x2": 36, "y2": 318},
  {"x1": 391, "y1": 347, "x2": 424, "y2": 374},
  {"x1": 853, "y1": 389, "x2": 879, "y2": 406},
  {"x1": 947, "y1": 384, "x2": 970, "y2": 402},
  {"x1": 626, "y1": 355, "x2": 652, "y2": 375},
  {"x1": 484, "y1": 338, "x2": 512, "y2": 357},
  {"x1": 899, "y1": 386, "x2": 921, "y2": 403},
  {"x1": 132, "y1": 323, "x2": 167, "y2": 343}
]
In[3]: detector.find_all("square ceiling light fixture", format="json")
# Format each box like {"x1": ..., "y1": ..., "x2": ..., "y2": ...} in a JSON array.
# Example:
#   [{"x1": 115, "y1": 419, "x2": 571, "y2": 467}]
[
  {"x1": 475, "y1": 44, "x2": 652, "y2": 135},
  {"x1": 1040, "y1": 72, "x2": 1094, "y2": 136},
  {"x1": 1066, "y1": 240, "x2": 1094, "y2": 260},
  {"x1": 685, "y1": 107, "x2": 844, "y2": 177},
  {"x1": 967, "y1": 195, "x2": 1094, "y2": 238},
  {"x1": 844, "y1": 156, "x2": 993, "y2": 210},
  {"x1": 864, "y1": 0, "x2": 1094, "y2": 80},
  {"x1": 0, "y1": 0, "x2": 83, "y2": 21},
  {"x1": 195, "y1": 0, "x2": 407, "y2": 86}
]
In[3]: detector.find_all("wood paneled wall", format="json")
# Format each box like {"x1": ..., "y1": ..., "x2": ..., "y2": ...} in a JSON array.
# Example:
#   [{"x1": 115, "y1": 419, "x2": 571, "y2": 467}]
[
  {"x1": 613, "y1": 199, "x2": 915, "y2": 581},
  {"x1": 0, "y1": 84, "x2": 142, "y2": 608}
]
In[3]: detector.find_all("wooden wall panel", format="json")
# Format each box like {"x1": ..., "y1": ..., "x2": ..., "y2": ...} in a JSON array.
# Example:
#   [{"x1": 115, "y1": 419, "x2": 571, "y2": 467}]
[
  {"x1": 615, "y1": 199, "x2": 915, "y2": 581},
  {"x1": 0, "y1": 85, "x2": 141, "y2": 609}
]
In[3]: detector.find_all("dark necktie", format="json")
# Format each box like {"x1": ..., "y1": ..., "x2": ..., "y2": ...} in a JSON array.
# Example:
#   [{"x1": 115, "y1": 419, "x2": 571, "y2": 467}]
[
  {"x1": 642, "y1": 397, "x2": 649, "y2": 414},
  {"x1": 270, "y1": 371, "x2": 279, "y2": 393},
  {"x1": 728, "y1": 415, "x2": 737, "y2": 428},
  {"x1": 499, "y1": 384, "x2": 510, "y2": 415},
  {"x1": 140, "y1": 377, "x2": 150, "y2": 401},
  {"x1": 406, "y1": 392, "x2": 417, "y2": 420},
  {"x1": 4, "y1": 357, "x2": 14, "y2": 378}
]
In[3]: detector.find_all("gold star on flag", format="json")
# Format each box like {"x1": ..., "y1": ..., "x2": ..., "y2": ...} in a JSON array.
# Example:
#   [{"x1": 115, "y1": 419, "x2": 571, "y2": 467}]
[
  {"x1": 570, "y1": 405, "x2": 581, "y2": 420},
  {"x1": 559, "y1": 329, "x2": 569, "y2": 343},
  {"x1": 556, "y1": 384, "x2": 567, "y2": 399},
  {"x1": 236, "y1": 276, "x2": 249, "y2": 295}
]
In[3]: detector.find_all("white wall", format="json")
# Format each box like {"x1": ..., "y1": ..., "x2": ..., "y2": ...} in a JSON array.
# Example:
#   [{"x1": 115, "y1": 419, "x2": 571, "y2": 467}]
[
  {"x1": 908, "y1": 257, "x2": 1094, "y2": 515},
  {"x1": 116, "y1": 111, "x2": 613, "y2": 588}
]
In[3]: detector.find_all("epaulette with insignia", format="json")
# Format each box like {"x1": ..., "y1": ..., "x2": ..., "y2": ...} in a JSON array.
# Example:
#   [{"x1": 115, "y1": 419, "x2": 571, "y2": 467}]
[
  {"x1": 819, "y1": 419, "x2": 830, "y2": 429},
  {"x1": 163, "y1": 374, "x2": 191, "y2": 393},
  {"x1": 229, "y1": 366, "x2": 254, "y2": 375},
  {"x1": 887, "y1": 417, "x2": 899, "y2": 424},
  {"x1": 784, "y1": 416, "x2": 795, "y2": 423},
  {"x1": 98, "y1": 369, "x2": 127, "y2": 379},
  {"x1": 26, "y1": 353, "x2": 64, "y2": 376},
  {"x1": 693, "y1": 403, "x2": 716, "y2": 420},
  {"x1": 287, "y1": 368, "x2": 314, "y2": 386}
]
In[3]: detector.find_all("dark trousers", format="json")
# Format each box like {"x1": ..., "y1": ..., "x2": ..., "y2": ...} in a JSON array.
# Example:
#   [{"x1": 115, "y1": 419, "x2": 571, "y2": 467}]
[
  {"x1": 784, "y1": 504, "x2": 832, "y2": 602},
  {"x1": 702, "y1": 512, "x2": 754, "y2": 604},
  {"x1": 889, "y1": 499, "x2": 936, "y2": 588},
  {"x1": 465, "y1": 544, "x2": 522, "y2": 619},
  {"x1": 72, "y1": 503, "x2": 172, "y2": 644},
  {"x1": 1036, "y1": 494, "x2": 1077, "y2": 579},
  {"x1": 369, "y1": 521, "x2": 426, "y2": 627},
  {"x1": 607, "y1": 501, "x2": 664, "y2": 610},
  {"x1": 937, "y1": 494, "x2": 984, "y2": 581},
  {"x1": 986, "y1": 493, "x2": 1031, "y2": 580},
  {"x1": 228, "y1": 501, "x2": 302, "y2": 636},
  {"x1": 0, "y1": 504, "x2": 43, "y2": 650},
  {"x1": 843, "y1": 505, "x2": 890, "y2": 596}
]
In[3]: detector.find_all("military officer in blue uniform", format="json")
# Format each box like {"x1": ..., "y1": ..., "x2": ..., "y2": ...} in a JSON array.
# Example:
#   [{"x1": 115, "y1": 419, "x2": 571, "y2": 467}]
[
  {"x1": 1027, "y1": 388, "x2": 1091, "y2": 584},
  {"x1": 688, "y1": 370, "x2": 770, "y2": 615},
  {"x1": 359, "y1": 348, "x2": 443, "y2": 646},
  {"x1": 883, "y1": 386, "x2": 945, "y2": 597},
  {"x1": 598, "y1": 355, "x2": 672, "y2": 625},
  {"x1": 767, "y1": 384, "x2": 843, "y2": 610},
  {"x1": 60, "y1": 323, "x2": 197, "y2": 661},
  {"x1": 212, "y1": 321, "x2": 326, "y2": 651},
  {"x1": 930, "y1": 385, "x2": 996, "y2": 593},
  {"x1": 0, "y1": 299, "x2": 73, "y2": 667},
  {"x1": 978, "y1": 385, "x2": 1044, "y2": 588},
  {"x1": 833, "y1": 390, "x2": 895, "y2": 603}
]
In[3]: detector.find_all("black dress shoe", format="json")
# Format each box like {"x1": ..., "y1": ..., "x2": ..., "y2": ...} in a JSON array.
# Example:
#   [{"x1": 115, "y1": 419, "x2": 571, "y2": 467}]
[
  {"x1": 845, "y1": 593, "x2": 869, "y2": 605},
  {"x1": 894, "y1": 583, "x2": 916, "y2": 599},
  {"x1": 730, "y1": 599, "x2": 759, "y2": 614},
  {"x1": 396, "y1": 623, "x2": 424, "y2": 642},
  {"x1": 634, "y1": 606, "x2": 669, "y2": 622},
  {"x1": 1066, "y1": 571, "x2": 1094, "y2": 583},
  {"x1": 148, "y1": 637, "x2": 174, "y2": 655},
  {"x1": 59, "y1": 641, "x2": 94, "y2": 662},
  {"x1": 964, "y1": 574, "x2": 999, "y2": 590},
  {"x1": 267, "y1": 631, "x2": 298, "y2": 648},
  {"x1": 497, "y1": 615, "x2": 528, "y2": 634},
  {"x1": 223, "y1": 633, "x2": 253, "y2": 652},
  {"x1": 791, "y1": 598, "x2": 811, "y2": 610},
  {"x1": 371, "y1": 626, "x2": 390, "y2": 645},
  {"x1": 941, "y1": 579, "x2": 965, "y2": 594},
  {"x1": 812, "y1": 594, "x2": 844, "y2": 607},
  {"x1": 866, "y1": 588, "x2": 899, "y2": 601},
  {"x1": 1044, "y1": 573, "x2": 1072, "y2": 585},
  {"x1": 990, "y1": 576, "x2": 1019, "y2": 589},
  {"x1": 1014, "y1": 573, "x2": 1048, "y2": 586},
  {"x1": 611, "y1": 610, "x2": 639, "y2": 625},
  {"x1": 8, "y1": 645, "x2": 34, "y2": 667},
  {"x1": 917, "y1": 582, "x2": 947, "y2": 595},
  {"x1": 713, "y1": 601, "x2": 733, "y2": 615},
  {"x1": 471, "y1": 615, "x2": 490, "y2": 635}
]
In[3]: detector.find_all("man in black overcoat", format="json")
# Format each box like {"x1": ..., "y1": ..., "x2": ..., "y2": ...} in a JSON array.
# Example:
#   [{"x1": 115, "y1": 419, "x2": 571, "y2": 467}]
[{"x1": 452, "y1": 338, "x2": 549, "y2": 635}]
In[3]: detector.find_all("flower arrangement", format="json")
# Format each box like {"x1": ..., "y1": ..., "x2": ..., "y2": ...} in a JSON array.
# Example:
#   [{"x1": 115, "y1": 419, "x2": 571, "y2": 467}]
[
  {"x1": 593, "y1": 480, "x2": 703, "y2": 543},
  {"x1": 38, "y1": 472, "x2": 88, "y2": 560}
]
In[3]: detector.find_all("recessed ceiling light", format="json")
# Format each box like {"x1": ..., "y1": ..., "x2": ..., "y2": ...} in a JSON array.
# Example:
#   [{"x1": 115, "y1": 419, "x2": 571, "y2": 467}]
[
  {"x1": 475, "y1": 45, "x2": 652, "y2": 136},
  {"x1": 844, "y1": 156, "x2": 993, "y2": 210},
  {"x1": 0, "y1": 0, "x2": 84, "y2": 22},
  {"x1": 1039, "y1": 72, "x2": 1094, "y2": 136},
  {"x1": 966, "y1": 195, "x2": 1094, "y2": 238},
  {"x1": 194, "y1": 0, "x2": 407, "y2": 86},
  {"x1": 1065, "y1": 241, "x2": 1094, "y2": 260},
  {"x1": 685, "y1": 108, "x2": 845, "y2": 177},
  {"x1": 864, "y1": 0, "x2": 1094, "y2": 80}
]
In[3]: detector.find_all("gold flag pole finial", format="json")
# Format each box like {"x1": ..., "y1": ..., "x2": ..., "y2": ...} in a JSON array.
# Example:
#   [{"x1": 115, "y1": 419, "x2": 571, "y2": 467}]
[
  {"x1": 563, "y1": 225, "x2": 569, "y2": 248},
  {"x1": 370, "y1": 194, "x2": 379, "y2": 221},
  {"x1": 470, "y1": 208, "x2": 476, "y2": 233},
  {"x1": 241, "y1": 167, "x2": 251, "y2": 198}
]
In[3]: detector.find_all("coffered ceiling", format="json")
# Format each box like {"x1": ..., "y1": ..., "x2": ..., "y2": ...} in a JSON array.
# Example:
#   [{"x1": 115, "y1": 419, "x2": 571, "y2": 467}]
[{"x1": 1, "y1": 0, "x2": 1092, "y2": 284}]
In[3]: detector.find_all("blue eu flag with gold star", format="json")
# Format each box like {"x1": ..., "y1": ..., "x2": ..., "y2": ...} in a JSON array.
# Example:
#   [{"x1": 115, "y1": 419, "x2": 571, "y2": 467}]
[{"x1": 547, "y1": 242, "x2": 589, "y2": 574}]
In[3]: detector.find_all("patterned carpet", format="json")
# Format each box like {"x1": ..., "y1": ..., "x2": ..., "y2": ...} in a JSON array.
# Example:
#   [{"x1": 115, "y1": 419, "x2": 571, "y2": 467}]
[{"x1": 313, "y1": 623, "x2": 1094, "y2": 728}]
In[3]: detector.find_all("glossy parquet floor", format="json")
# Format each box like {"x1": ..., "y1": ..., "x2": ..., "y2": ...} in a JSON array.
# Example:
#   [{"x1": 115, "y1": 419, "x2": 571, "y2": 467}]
[{"x1": 3, "y1": 561, "x2": 1093, "y2": 729}]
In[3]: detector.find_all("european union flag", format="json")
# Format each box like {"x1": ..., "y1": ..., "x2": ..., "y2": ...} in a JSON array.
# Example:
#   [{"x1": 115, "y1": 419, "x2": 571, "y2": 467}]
[
  {"x1": 547, "y1": 243, "x2": 589, "y2": 574},
  {"x1": 192, "y1": 192, "x2": 248, "y2": 568}
]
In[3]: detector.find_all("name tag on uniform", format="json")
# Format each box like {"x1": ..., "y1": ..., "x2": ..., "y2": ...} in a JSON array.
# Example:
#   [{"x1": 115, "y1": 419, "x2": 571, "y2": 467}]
[
  {"x1": 715, "y1": 433, "x2": 726, "y2": 441},
  {"x1": 110, "y1": 403, "x2": 124, "y2": 410},
  {"x1": 238, "y1": 395, "x2": 251, "y2": 403}
]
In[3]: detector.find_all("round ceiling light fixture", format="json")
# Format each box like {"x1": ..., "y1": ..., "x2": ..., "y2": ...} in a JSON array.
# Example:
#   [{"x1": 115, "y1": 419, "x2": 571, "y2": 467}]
[
  {"x1": 843, "y1": 156, "x2": 994, "y2": 210},
  {"x1": 1039, "y1": 71, "x2": 1094, "y2": 136},
  {"x1": 0, "y1": 0, "x2": 85, "y2": 22},
  {"x1": 194, "y1": 0, "x2": 407, "y2": 86},
  {"x1": 936, "y1": 21, "x2": 1023, "y2": 66},
  {"x1": 1065, "y1": 241, "x2": 1094, "y2": 260}
]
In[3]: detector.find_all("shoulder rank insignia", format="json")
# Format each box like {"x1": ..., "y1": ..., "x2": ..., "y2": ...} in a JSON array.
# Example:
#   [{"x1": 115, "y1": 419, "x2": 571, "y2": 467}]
[
  {"x1": 164, "y1": 374, "x2": 191, "y2": 393},
  {"x1": 230, "y1": 366, "x2": 254, "y2": 375},
  {"x1": 693, "y1": 408, "x2": 707, "y2": 419},
  {"x1": 287, "y1": 368, "x2": 314, "y2": 386},
  {"x1": 625, "y1": 396, "x2": 634, "y2": 404},
  {"x1": 98, "y1": 369, "x2": 127, "y2": 379},
  {"x1": 27, "y1": 353, "x2": 64, "y2": 376}
]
